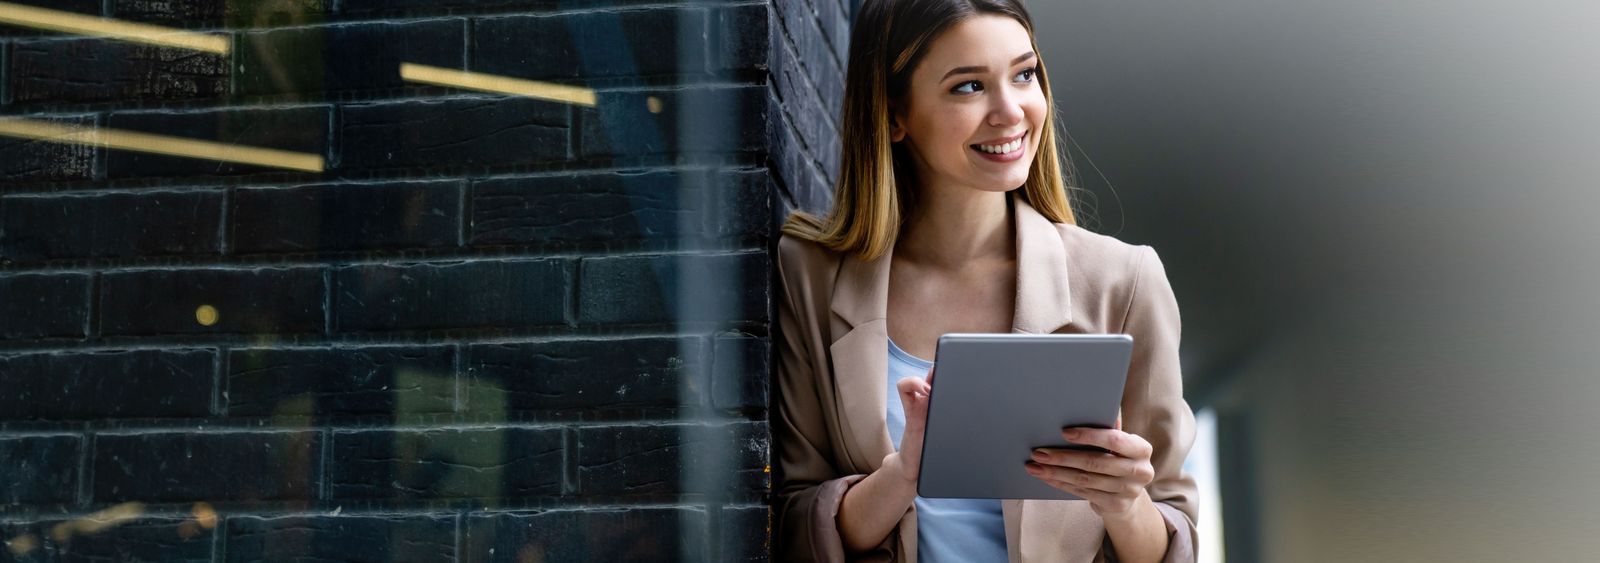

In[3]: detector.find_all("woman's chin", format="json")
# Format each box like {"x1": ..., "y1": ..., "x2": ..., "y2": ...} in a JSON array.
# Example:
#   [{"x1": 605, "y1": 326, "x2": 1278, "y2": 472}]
[{"x1": 967, "y1": 172, "x2": 1030, "y2": 193}]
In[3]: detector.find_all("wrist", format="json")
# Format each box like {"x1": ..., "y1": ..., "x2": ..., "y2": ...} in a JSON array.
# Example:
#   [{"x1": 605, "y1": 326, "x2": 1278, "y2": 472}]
[
  {"x1": 1099, "y1": 489, "x2": 1155, "y2": 526},
  {"x1": 880, "y1": 452, "x2": 917, "y2": 485}
]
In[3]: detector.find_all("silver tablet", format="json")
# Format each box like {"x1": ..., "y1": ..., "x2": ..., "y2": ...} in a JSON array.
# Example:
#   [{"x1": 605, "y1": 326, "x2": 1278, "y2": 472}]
[{"x1": 916, "y1": 333, "x2": 1133, "y2": 500}]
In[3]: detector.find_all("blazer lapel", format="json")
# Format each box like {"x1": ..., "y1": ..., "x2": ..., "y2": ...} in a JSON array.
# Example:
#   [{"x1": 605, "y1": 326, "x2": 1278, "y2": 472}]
[
  {"x1": 828, "y1": 245, "x2": 896, "y2": 473},
  {"x1": 1011, "y1": 196, "x2": 1073, "y2": 334}
]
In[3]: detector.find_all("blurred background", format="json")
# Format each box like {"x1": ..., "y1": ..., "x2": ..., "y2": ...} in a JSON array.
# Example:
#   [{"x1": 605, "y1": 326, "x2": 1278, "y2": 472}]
[
  {"x1": 0, "y1": 0, "x2": 1596, "y2": 561},
  {"x1": 1035, "y1": 0, "x2": 1600, "y2": 561}
]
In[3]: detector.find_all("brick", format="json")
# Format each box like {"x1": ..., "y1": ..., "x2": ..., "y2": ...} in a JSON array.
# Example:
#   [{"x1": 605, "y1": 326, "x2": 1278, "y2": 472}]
[
  {"x1": 9, "y1": 38, "x2": 227, "y2": 105},
  {"x1": 578, "y1": 85, "x2": 769, "y2": 159},
  {"x1": 576, "y1": 252, "x2": 768, "y2": 325},
  {"x1": 112, "y1": 0, "x2": 329, "y2": 28},
  {"x1": 704, "y1": 169, "x2": 772, "y2": 239},
  {"x1": 813, "y1": 0, "x2": 850, "y2": 67},
  {"x1": 328, "y1": 427, "x2": 562, "y2": 500},
  {"x1": 768, "y1": 109, "x2": 834, "y2": 216},
  {"x1": 0, "y1": 115, "x2": 97, "y2": 184},
  {"x1": 463, "y1": 337, "x2": 704, "y2": 413},
  {"x1": 92, "y1": 431, "x2": 318, "y2": 502},
  {"x1": 0, "y1": 273, "x2": 89, "y2": 340},
  {"x1": 575, "y1": 421, "x2": 767, "y2": 495},
  {"x1": 237, "y1": 20, "x2": 464, "y2": 97},
  {"x1": 2, "y1": 517, "x2": 213, "y2": 562},
  {"x1": 472, "y1": 8, "x2": 708, "y2": 81},
  {"x1": 0, "y1": 350, "x2": 213, "y2": 421},
  {"x1": 231, "y1": 181, "x2": 462, "y2": 254},
  {"x1": 105, "y1": 106, "x2": 329, "y2": 178},
  {"x1": 772, "y1": 26, "x2": 841, "y2": 178},
  {"x1": 719, "y1": 505, "x2": 769, "y2": 563},
  {"x1": 712, "y1": 333, "x2": 770, "y2": 410},
  {"x1": 338, "y1": 97, "x2": 568, "y2": 172},
  {"x1": 0, "y1": 435, "x2": 81, "y2": 505},
  {"x1": 98, "y1": 267, "x2": 326, "y2": 336},
  {"x1": 714, "y1": 4, "x2": 770, "y2": 72},
  {"x1": 227, "y1": 346, "x2": 454, "y2": 417},
  {"x1": 463, "y1": 507, "x2": 708, "y2": 563},
  {"x1": 468, "y1": 169, "x2": 767, "y2": 247},
  {"x1": 334, "y1": 259, "x2": 569, "y2": 332},
  {"x1": 1, "y1": 191, "x2": 223, "y2": 261},
  {"x1": 774, "y1": 0, "x2": 845, "y2": 116},
  {"x1": 226, "y1": 514, "x2": 454, "y2": 563}
]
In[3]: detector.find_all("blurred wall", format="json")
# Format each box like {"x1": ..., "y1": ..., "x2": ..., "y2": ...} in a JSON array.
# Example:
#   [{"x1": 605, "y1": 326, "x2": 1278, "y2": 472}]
[{"x1": 1032, "y1": 0, "x2": 1600, "y2": 560}]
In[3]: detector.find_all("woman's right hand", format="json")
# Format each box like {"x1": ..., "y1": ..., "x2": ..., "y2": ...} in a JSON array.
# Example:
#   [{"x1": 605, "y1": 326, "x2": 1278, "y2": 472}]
[{"x1": 889, "y1": 367, "x2": 935, "y2": 483}]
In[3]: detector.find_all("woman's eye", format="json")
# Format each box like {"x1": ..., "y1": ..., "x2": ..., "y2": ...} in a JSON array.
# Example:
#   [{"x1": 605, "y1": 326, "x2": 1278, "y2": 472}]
[
  {"x1": 1014, "y1": 67, "x2": 1037, "y2": 83},
  {"x1": 951, "y1": 80, "x2": 984, "y2": 94}
]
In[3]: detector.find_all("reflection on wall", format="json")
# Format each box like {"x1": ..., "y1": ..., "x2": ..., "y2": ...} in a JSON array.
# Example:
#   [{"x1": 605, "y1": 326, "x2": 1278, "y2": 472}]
[{"x1": 0, "y1": 0, "x2": 825, "y2": 560}]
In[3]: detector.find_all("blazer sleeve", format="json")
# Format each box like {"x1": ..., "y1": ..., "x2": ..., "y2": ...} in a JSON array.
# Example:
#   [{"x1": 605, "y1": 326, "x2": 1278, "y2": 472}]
[
  {"x1": 772, "y1": 240, "x2": 883, "y2": 563},
  {"x1": 1101, "y1": 246, "x2": 1201, "y2": 563}
]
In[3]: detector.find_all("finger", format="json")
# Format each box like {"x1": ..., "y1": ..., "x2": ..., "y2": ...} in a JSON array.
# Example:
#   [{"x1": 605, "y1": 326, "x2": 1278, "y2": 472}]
[
  {"x1": 896, "y1": 377, "x2": 930, "y2": 401},
  {"x1": 1115, "y1": 414, "x2": 1122, "y2": 431},
  {"x1": 897, "y1": 377, "x2": 931, "y2": 427},
  {"x1": 1042, "y1": 479, "x2": 1124, "y2": 511},
  {"x1": 1029, "y1": 470, "x2": 1123, "y2": 501},
  {"x1": 1025, "y1": 462, "x2": 1134, "y2": 495},
  {"x1": 1062, "y1": 427, "x2": 1152, "y2": 460},
  {"x1": 1031, "y1": 449, "x2": 1146, "y2": 480}
]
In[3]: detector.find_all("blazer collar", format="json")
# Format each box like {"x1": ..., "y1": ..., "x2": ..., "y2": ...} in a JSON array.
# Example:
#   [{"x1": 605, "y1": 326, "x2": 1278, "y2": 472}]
[{"x1": 829, "y1": 194, "x2": 1074, "y2": 334}]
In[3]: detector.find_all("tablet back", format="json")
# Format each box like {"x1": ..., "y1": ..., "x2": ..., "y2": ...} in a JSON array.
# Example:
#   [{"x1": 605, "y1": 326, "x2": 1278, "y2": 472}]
[{"x1": 917, "y1": 333, "x2": 1133, "y2": 500}]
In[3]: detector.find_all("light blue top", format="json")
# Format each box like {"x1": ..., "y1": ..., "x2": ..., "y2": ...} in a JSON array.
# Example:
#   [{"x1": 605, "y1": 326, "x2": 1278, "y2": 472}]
[{"x1": 886, "y1": 337, "x2": 1008, "y2": 563}]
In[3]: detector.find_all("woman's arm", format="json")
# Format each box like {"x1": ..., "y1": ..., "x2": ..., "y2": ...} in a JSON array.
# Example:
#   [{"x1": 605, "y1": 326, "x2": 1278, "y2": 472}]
[
  {"x1": 837, "y1": 450, "x2": 919, "y2": 554},
  {"x1": 773, "y1": 237, "x2": 914, "y2": 562},
  {"x1": 1028, "y1": 246, "x2": 1199, "y2": 562},
  {"x1": 1110, "y1": 246, "x2": 1200, "y2": 561},
  {"x1": 836, "y1": 374, "x2": 933, "y2": 554}
]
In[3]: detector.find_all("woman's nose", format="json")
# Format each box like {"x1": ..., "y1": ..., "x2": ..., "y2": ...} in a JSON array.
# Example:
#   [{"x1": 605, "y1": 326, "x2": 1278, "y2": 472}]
[{"x1": 987, "y1": 88, "x2": 1025, "y2": 127}]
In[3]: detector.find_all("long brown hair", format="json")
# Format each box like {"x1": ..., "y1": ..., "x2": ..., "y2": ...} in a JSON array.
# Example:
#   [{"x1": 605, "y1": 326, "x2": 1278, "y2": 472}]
[{"x1": 782, "y1": 0, "x2": 1078, "y2": 260}]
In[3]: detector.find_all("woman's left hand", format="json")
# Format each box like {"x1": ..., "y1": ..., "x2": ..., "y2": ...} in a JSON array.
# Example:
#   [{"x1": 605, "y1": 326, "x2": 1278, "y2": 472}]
[{"x1": 1024, "y1": 416, "x2": 1156, "y2": 519}]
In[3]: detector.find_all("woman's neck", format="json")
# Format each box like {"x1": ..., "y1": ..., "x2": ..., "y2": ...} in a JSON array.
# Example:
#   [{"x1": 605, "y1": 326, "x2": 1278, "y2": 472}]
[{"x1": 895, "y1": 189, "x2": 1015, "y2": 271}]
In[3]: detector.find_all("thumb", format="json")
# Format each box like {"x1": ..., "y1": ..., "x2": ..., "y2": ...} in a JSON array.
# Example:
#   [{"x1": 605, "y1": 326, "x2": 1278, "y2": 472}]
[{"x1": 897, "y1": 376, "x2": 926, "y2": 404}]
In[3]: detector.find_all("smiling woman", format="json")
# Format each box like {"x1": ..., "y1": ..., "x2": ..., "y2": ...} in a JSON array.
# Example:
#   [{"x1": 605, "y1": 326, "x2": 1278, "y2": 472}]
[
  {"x1": 782, "y1": 0, "x2": 1076, "y2": 262},
  {"x1": 773, "y1": 1, "x2": 1200, "y2": 562}
]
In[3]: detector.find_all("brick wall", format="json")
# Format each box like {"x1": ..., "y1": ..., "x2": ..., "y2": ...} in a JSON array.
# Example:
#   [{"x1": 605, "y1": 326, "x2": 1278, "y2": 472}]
[{"x1": 0, "y1": 0, "x2": 846, "y2": 560}]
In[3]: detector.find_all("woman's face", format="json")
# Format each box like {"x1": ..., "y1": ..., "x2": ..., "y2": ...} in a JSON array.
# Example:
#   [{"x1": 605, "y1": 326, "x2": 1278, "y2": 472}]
[{"x1": 893, "y1": 14, "x2": 1046, "y2": 197}]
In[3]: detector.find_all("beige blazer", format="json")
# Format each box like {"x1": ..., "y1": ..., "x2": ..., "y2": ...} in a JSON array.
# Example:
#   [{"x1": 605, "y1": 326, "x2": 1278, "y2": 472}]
[{"x1": 773, "y1": 196, "x2": 1200, "y2": 563}]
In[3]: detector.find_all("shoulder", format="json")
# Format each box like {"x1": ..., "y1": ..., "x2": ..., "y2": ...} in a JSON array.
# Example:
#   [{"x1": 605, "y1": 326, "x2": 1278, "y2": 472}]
[
  {"x1": 776, "y1": 233, "x2": 844, "y2": 304},
  {"x1": 1052, "y1": 222, "x2": 1156, "y2": 289},
  {"x1": 1050, "y1": 223, "x2": 1175, "y2": 330}
]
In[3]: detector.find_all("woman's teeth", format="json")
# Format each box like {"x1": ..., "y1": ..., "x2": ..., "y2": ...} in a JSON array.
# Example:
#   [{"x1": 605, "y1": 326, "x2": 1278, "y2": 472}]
[{"x1": 976, "y1": 138, "x2": 1022, "y2": 154}]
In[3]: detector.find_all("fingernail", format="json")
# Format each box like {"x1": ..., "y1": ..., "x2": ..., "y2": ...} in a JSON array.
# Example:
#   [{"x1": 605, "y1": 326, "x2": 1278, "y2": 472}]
[
  {"x1": 1030, "y1": 450, "x2": 1046, "y2": 462},
  {"x1": 1062, "y1": 428, "x2": 1080, "y2": 438}
]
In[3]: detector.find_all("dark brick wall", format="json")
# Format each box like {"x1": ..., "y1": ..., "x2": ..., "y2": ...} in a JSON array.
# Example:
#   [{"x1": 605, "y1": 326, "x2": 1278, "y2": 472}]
[{"x1": 0, "y1": 0, "x2": 845, "y2": 560}]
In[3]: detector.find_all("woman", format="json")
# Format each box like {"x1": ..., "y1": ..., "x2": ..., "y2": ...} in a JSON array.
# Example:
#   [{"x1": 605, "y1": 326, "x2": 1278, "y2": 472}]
[{"x1": 772, "y1": 0, "x2": 1199, "y2": 562}]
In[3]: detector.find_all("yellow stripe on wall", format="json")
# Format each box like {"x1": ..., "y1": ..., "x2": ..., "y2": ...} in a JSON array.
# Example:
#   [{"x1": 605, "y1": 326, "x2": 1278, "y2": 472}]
[
  {"x1": 0, "y1": 2, "x2": 229, "y2": 54},
  {"x1": 0, "y1": 118, "x2": 325, "y2": 173},
  {"x1": 399, "y1": 63, "x2": 598, "y2": 107}
]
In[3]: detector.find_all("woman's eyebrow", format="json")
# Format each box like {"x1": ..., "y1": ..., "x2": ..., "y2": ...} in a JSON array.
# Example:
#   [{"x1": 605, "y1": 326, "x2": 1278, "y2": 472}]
[{"x1": 939, "y1": 51, "x2": 1037, "y2": 81}]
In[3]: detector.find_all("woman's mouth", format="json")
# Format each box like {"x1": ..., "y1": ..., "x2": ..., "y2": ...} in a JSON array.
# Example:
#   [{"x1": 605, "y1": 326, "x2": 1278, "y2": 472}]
[{"x1": 970, "y1": 131, "x2": 1027, "y2": 163}]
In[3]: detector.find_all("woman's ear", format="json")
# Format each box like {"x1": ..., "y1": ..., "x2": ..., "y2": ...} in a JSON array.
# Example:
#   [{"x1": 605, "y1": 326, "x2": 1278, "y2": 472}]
[{"x1": 888, "y1": 106, "x2": 908, "y2": 143}]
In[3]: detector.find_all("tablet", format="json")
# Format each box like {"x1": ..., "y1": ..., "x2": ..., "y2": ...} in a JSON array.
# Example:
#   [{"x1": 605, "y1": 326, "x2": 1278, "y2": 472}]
[{"x1": 916, "y1": 333, "x2": 1133, "y2": 500}]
